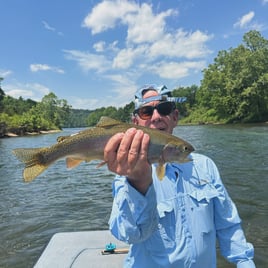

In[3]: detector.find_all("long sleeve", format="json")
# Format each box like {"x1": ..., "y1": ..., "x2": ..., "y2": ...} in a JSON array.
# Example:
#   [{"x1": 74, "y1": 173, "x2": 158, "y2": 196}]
[
  {"x1": 214, "y1": 188, "x2": 255, "y2": 267},
  {"x1": 108, "y1": 154, "x2": 256, "y2": 267},
  {"x1": 109, "y1": 175, "x2": 159, "y2": 244},
  {"x1": 217, "y1": 224, "x2": 255, "y2": 267},
  {"x1": 205, "y1": 157, "x2": 255, "y2": 267}
]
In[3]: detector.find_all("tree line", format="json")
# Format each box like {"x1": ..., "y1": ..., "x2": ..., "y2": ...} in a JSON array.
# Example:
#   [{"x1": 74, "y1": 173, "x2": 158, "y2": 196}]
[
  {"x1": 0, "y1": 30, "x2": 267, "y2": 136},
  {"x1": 190, "y1": 30, "x2": 268, "y2": 123},
  {"x1": 0, "y1": 90, "x2": 72, "y2": 136}
]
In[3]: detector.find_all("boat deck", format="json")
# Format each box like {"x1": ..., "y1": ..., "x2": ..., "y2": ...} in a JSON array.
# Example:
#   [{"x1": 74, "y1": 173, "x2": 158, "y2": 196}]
[{"x1": 34, "y1": 230, "x2": 128, "y2": 268}]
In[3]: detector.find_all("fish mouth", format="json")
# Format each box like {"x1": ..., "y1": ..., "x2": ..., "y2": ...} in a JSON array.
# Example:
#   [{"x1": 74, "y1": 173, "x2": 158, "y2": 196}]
[
  {"x1": 151, "y1": 127, "x2": 166, "y2": 132},
  {"x1": 150, "y1": 126, "x2": 166, "y2": 131}
]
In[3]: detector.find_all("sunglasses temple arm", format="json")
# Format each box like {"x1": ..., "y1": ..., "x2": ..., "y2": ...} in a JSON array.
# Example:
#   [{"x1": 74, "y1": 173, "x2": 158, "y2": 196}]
[{"x1": 167, "y1": 97, "x2": 187, "y2": 103}]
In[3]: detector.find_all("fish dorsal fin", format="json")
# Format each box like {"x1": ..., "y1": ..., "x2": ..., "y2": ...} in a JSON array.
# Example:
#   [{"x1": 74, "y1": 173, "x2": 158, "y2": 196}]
[{"x1": 96, "y1": 116, "x2": 122, "y2": 128}]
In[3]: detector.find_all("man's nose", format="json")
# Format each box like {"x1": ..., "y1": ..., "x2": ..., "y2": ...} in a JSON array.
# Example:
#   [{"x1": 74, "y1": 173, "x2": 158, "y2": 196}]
[{"x1": 151, "y1": 107, "x2": 161, "y2": 121}]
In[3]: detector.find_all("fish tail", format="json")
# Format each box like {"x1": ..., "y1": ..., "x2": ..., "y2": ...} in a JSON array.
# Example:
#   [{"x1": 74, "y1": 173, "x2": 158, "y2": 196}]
[{"x1": 12, "y1": 148, "x2": 49, "y2": 182}]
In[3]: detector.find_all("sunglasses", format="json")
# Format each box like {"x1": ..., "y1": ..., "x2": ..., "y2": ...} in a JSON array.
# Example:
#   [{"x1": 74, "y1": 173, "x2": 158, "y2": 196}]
[{"x1": 134, "y1": 101, "x2": 176, "y2": 120}]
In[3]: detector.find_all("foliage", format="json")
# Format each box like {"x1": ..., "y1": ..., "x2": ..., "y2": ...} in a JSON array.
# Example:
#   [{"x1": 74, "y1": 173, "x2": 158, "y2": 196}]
[
  {"x1": 0, "y1": 78, "x2": 5, "y2": 102},
  {"x1": 0, "y1": 30, "x2": 267, "y2": 134},
  {"x1": 86, "y1": 102, "x2": 134, "y2": 126},
  {"x1": 0, "y1": 89, "x2": 72, "y2": 133},
  {"x1": 35, "y1": 92, "x2": 72, "y2": 129},
  {"x1": 63, "y1": 109, "x2": 92, "y2": 128},
  {"x1": 172, "y1": 85, "x2": 198, "y2": 118},
  {"x1": 194, "y1": 30, "x2": 268, "y2": 123},
  {"x1": 2, "y1": 95, "x2": 36, "y2": 115}
]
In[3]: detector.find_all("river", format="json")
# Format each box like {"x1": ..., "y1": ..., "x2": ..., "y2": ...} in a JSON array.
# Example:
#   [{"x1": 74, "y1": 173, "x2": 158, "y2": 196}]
[{"x1": 0, "y1": 124, "x2": 267, "y2": 267}]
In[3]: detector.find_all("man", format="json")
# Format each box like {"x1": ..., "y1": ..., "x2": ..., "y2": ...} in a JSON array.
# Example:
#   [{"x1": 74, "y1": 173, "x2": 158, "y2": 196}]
[{"x1": 104, "y1": 85, "x2": 255, "y2": 267}]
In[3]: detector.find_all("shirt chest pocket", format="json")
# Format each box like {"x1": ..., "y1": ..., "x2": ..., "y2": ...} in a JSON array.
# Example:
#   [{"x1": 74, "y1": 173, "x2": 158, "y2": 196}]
[
  {"x1": 188, "y1": 185, "x2": 219, "y2": 234},
  {"x1": 156, "y1": 200, "x2": 177, "y2": 243}
]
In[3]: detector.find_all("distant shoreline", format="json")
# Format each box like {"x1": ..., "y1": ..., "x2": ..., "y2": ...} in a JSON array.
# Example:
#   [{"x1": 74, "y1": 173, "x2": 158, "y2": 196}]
[
  {"x1": 1, "y1": 121, "x2": 267, "y2": 138},
  {"x1": 1, "y1": 129, "x2": 61, "y2": 138}
]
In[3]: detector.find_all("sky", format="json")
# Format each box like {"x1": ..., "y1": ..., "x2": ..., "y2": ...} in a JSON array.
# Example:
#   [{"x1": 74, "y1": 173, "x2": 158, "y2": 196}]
[{"x1": 1, "y1": 0, "x2": 268, "y2": 110}]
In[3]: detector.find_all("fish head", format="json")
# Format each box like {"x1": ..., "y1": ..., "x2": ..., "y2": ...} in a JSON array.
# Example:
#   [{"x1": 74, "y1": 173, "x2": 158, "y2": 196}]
[{"x1": 162, "y1": 141, "x2": 194, "y2": 163}]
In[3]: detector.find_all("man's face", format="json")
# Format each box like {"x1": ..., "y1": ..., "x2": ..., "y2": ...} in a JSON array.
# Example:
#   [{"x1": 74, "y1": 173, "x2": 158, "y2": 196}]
[{"x1": 133, "y1": 90, "x2": 179, "y2": 134}]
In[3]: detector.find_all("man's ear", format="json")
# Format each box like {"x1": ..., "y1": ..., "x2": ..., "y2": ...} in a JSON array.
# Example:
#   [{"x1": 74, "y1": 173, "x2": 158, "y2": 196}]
[
  {"x1": 132, "y1": 115, "x2": 138, "y2": 125},
  {"x1": 172, "y1": 109, "x2": 179, "y2": 127}
]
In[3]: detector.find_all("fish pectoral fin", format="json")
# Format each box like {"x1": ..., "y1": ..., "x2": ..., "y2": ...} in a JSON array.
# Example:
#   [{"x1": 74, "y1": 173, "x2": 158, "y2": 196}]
[
  {"x1": 66, "y1": 158, "x2": 84, "y2": 169},
  {"x1": 156, "y1": 163, "x2": 166, "y2": 181}
]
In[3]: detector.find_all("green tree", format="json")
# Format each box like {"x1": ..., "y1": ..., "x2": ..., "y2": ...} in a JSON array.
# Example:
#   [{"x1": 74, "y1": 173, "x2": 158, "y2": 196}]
[
  {"x1": 63, "y1": 109, "x2": 92, "y2": 127},
  {"x1": 2, "y1": 96, "x2": 36, "y2": 115},
  {"x1": 172, "y1": 85, "x2": 198, "y2": 117},
  {"x1": 119, "y1": 101, "x2": 135, "y2": 122},
  {"x1": 37, "y1": 92, "x2": 72, "y2": 129},
  {"x1": 196, "y1": 30, "x2": 268, "y2": 123},
  {"x1": 86, "y1": 102, "x2": 135, "y2": 126},
  {"x1": 0, "y1": 77, "x2": 5, "y2": 105}
]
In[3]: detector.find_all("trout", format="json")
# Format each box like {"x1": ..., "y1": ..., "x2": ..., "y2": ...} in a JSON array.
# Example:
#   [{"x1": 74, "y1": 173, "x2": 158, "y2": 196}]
[{"x1": 12, "y1": 116, "x2": 194, "y2": 182}]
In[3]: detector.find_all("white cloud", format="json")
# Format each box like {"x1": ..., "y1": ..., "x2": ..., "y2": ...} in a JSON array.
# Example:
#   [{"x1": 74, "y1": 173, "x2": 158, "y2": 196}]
[
  {"x1": 104, "y1": 73, "x2": 137, "y2": 98},
  {"x1": 4, "y1": 83, "x2": 51, "y2": 101},
  {"x1": 30, "y1": 64, "x2": 65, "y2": 74},
  {"x1": 42, "y1": 20, "x2": 56, "y2": 31},
  {"x1": 150, "y1": 61, "x2": 206, "y2": 79},
  {"x1": 0, "y1": 69, "x2": 13, "y2": 78},
  {"x1": 93, "y1": 41, "x2": 106, "y2": 52},
  {"x1": 69, "y1": 74, "x2": 137, "y2": 109},
  {"x1": 123, "y1": 4, "x2": 175, "y2": 44},
  {"x1": 70, "y1": 96, "x2": 102, "y2": 110},
  {"x1": 109, "y1": 41, "x2": 119, "y2": 51},
  {"x1": 93, "y1": 41, "x2": 119, "y2": 53},
  {"x1": 149, "y1": 30, "x2": 213, "y2": 59},
  {"x1": 70, "y1": 0, "x2": 213, "y2": 95},
  {"x1": 234, "y1": 11, "x2": 255, "y2": 29},
  {"x1": 262, "y1": 0, "x2": 268, "y2": 5},
  {"x1": 82, "y1": 1, "x2": 212, "y2": 63},
  {"x1": 82, "y1": 0, "x2": 137, "y2": 34},
  {"x1": 112, "y1": 45, "x2": 147, "y2": 69},
  {"x1": 233, "y1": 11, "x2": 264, "y2": 31},
  {"x1": 42, "y1": 20, "x2": 63, "y2": 36},
  {"x1": 83, "y1": 1, "x2": 177, "y2": 44},
  {"x1": 63, "y1": 49, "x2": 111, "y2": 73}
]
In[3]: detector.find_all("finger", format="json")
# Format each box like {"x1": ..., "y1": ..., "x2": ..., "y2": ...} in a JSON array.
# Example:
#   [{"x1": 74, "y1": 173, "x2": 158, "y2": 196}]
[
  {"x1": 117, "y1": 128, "x2": 137, "y2": 163},
  {"x1": 139, "y1": 133, "x2": 150, "y2": 162},
  {"x1": 104, "y1": 132, "x2": 124, "y2": 163},
  {"x1": 128, "y1": 130, "x2": 143, "y2": 166}
]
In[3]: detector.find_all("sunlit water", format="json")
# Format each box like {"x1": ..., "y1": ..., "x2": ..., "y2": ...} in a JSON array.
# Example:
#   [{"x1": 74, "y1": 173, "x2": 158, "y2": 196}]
[{"x1": 0, "y1": 124, "x2": 267, "y2": 267}]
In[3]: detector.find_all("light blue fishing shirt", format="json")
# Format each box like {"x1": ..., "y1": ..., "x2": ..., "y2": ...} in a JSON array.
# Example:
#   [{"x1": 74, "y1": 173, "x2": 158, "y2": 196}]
[{"x1": 109, "y1": 153, "x2": 255, "y2": 268}]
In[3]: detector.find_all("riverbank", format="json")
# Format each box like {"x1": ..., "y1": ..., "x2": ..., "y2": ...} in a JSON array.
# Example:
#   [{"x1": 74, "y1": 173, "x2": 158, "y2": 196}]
[
  {"x1": 1, "y1": 120, "x2": 267, "y2": 138},
  {"x1": 0, "y1": 122, "x2": 62, "y2": 138},
  {"x1": 0, "y1": 129, "x2": 62, "y2": 138}
]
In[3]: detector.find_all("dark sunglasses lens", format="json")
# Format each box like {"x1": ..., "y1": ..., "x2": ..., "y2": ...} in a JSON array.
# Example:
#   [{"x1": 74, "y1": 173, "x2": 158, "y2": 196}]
[
  {"x1": 157, "y1": 102, "x2": 174, "y2": 115},
  {"x1": 137, "y1": 102, "x2": 175, "y2": 119},
  {"x1": 138, "y1": 106, "x2": 154, "y2": 119}
]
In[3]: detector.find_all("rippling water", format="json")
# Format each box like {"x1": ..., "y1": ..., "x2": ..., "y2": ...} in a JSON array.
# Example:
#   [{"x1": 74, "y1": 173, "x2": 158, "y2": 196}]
[{"x1": 0, "y1": 124, "x2": 267, "y2": 267}]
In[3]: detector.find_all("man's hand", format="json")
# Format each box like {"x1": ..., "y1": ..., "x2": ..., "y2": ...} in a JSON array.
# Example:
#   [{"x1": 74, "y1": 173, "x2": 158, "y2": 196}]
[{"x1": 104, "y1": 128, "x2": 153, "y2": 194}]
